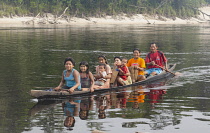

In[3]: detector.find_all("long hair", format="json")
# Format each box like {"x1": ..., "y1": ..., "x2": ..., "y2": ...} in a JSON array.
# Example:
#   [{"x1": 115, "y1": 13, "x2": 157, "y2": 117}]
[
  {"x1": 79, "y1": 61, "x2": 90, "y2": 74},
  {"x1": 98, "y1": 55, "x2": 108, "y2": 64}
]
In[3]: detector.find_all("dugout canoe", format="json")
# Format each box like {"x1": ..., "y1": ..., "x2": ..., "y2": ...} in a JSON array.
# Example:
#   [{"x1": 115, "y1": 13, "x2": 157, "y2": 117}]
[{"x1": 30, "y1": 64, "x2": 176, "y2": 99}]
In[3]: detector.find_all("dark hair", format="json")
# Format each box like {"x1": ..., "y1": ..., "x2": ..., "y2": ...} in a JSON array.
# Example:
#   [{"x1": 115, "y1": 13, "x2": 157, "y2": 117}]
[
  {"x1": 98, "y1": 63, "x2": 106, "y2": 69},
  {"x1": 79, "y1": 110, "x2": 89, "y2": 120},
  {"x1": 133, "y1": 48, "x2": 141, "y2": 53},
  {"x1": 98, "y1": 55, "x2": 108, "y2": 64},
  {"x1": 64, "y1": 57, "x2": 75, "y2": 66},
  {"x1": 64, "y1": 116, "x2": 75, "y2": 127},
  {"x1": 122, "y1": 57, "x2": 127, "y2": 60},
  {"x1": 114, "y1": 56, "x2": 122, "y2": 61},
  {"x1": 79, "y1": 61, "x2": 89, "y2": 74},
  {"x1": 150, "y1": 42, "x2": 158, "y2": 47},
  {"x1": 98, "y1": 109, "x2": 106, "y2": 119}
]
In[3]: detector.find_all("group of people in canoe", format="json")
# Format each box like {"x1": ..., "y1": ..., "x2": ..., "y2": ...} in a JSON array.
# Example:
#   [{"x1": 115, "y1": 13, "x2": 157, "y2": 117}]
[{"x1": 54, "y1": 43, "x2": 168, "y2": 93}]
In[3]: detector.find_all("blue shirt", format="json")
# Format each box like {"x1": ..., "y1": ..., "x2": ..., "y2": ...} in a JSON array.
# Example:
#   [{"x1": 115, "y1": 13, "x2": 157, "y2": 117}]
[{"x1": 63, "y1": 69, "x2": 81, "y2": 90}]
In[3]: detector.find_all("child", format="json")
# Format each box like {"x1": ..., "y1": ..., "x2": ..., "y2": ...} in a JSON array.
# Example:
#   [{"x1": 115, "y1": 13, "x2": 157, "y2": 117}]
[
  {"x1": 79, "y1": 61, "x2": 94, "y2": 92},
  {"x1": 122, "y1": 58, "x2": 132, "y2": 85},
  {"x1": 95, "y1": 63, "x2": 107, "y2": 86},
  {"x1": 54, "y1": 57, "x2": 81, "y2": 93},
  {"x1": 114, "y1": 57, "x2": 130, "y2": 86},
  {"x1": 94, "y1": 55, "x2": 112, "y2": 88}
]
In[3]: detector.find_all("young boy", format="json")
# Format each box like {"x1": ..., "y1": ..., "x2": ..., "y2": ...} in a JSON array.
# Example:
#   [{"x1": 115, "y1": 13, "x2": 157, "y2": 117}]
[
  {"x1": 122, "y1": 58, "x2": 132, "y2": 85},
  {"x1": 114, "y1": 57, "x2": 130, "y2": 86},
  {"x1": 95, "y1": 63, "x2": 107, "y2": 86}
]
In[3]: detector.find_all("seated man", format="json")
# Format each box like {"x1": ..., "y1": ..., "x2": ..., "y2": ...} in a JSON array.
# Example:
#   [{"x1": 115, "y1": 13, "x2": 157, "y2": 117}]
[{"x1": 144, "y1": 43, "x2": 168, "y2": 77}]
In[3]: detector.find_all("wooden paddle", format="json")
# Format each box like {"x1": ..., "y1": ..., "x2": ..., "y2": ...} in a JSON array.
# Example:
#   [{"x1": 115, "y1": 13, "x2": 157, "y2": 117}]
[
  {"x1": 128, "y1": 66, "x2": 138, "y2": 83},
  {"x1": 154, "y1": 64, "x2": 176, "y2": 76},
  {"x1": 110, "y1": 68, "x2": 119, "y2": 84}
]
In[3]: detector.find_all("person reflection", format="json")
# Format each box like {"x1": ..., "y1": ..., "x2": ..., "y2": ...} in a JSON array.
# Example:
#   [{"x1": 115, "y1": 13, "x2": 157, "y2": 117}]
[
  {"x1": 62, "y1": 98, "x2": 80, "y2": 130},
  {"x1": 145, "y1": 81, "x2": 167, "y2": 108},
  {"x1": 95, "y1": 95, "x2": 111, "y2": 119},
  {"x1": 116, "y1": 88, "x2": 130, "y2": 109},
  {"x1": 128, "y1": 86, "x2": 146, "y2": 109},
  {"x1": 98, "y1": 105, "x2": 106, "y2": 119},
  {"x1": 79, "y1": 97, "x2": 93, "y2": 120}
]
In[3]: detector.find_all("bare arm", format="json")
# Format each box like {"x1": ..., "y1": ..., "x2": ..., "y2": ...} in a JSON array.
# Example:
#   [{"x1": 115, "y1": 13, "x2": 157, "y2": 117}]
[
  {"x1": 164, "y1": 62, "x2": 168, "y2": 71},
  {"x1": 135, "y1": 66, "x2": 145, "y2": 71},
  {"x1": 104, "y1": 65, "x2": 112, "y2": 79},
  {"x1": 89, "y1": 71, "x2": 95, "y2": 92},
  {"x1": 54, "y1": 72, "x2": 65, "y2": 90},
  {"x1": 125, "y1": 66, "x2": 131, "y2": 76},
  {"x1": 118, "y1": 67, "x2": 130, "y2": 76}
]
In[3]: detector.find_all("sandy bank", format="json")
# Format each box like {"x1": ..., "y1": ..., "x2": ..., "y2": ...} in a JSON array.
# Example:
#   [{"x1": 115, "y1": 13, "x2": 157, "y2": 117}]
[{"x1": 1, "y1": 6, "x2": 210, "y2": 26}]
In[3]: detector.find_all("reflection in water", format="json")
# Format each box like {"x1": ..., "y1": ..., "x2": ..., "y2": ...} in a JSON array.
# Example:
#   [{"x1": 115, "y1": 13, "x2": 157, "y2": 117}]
[
  {"x1": 79, "y1": 97, "x2": 94, "y2": 120},
  {"x1": 3, "y1": 25, "x2": 210, "y2": 133},
  {"x1": 94, "y1": 95, "x2": 111, "y2": 119},
  {"x1": 62, "y1": 99, "x2": 80, "y2": 130},
  {"x1": 29, "y1": 78, "x2": 172, "y2": 132}
]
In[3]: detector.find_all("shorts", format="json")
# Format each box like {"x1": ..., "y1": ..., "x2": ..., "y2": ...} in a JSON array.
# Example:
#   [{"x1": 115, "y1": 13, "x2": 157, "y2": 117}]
[{"x1": 145, "y1": 68, "x2": 162, "y2": 75}]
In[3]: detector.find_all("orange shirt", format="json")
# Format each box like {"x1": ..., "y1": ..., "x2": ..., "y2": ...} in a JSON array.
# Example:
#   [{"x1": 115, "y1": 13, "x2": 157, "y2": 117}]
[{"x1": 127, "y1": 57, "x2": 146, "y2": 75}]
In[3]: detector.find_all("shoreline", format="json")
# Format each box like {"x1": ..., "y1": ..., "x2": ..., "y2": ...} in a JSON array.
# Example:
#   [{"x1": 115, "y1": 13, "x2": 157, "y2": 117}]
[{"x1": 1, "y1": 7, "x2": 210, "y2": 26}]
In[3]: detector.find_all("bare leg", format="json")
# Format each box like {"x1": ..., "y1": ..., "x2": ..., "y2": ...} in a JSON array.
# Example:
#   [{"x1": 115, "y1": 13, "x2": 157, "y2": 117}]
[
  {"x1": 136, "y1": 75, "x2": 146, "y2": 81},
  {"x1": 150, "y1": 72, "x2": 157, "y2": 76},
  {"x1": 116, "y1": 77, "x2": 124, "y2": 86}
]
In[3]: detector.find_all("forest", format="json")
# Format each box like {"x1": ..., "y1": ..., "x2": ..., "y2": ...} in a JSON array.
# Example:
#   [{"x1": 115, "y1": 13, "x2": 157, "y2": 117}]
[{"x1": 0, "y1": 0, "x2": 210, "y2": 19}]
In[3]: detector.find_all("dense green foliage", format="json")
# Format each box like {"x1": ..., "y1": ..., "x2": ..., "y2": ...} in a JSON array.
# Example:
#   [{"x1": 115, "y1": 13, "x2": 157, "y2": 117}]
[{"x1": 0, "y1": 0, "x2": 209, "y2": 18}]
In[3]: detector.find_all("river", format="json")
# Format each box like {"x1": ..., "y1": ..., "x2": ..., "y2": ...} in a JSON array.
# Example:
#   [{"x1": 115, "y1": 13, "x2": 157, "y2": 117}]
[{"x1": 0, "y1": 24, "x2": 210, "y2": 133}]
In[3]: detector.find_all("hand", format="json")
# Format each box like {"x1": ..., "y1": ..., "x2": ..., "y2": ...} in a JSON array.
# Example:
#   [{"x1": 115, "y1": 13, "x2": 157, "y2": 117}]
[
  {"x1": 94, "y1": 74, "x2": 100, "y2": 79},
  {"x1": 165, "y1": 68, "x2": 169, "y2": 72},
  {"x1": 114, "y1": 62, "x2": 117, "y2": 66},
  {"x1": 118, "y1": 68, "x2": 123, "y2": 73},
  {"x1": 151, "y1": 61, "x2": 156, "y2": 65},
  {"x1": 68, "y1": 88, "x2": 74, "y2": 93},
  {"x1": 90, "y1": 87, "x2": 94, "y2": 92},
  {"x1": 54, "y1": 86, "x2": 61, "y2": 91},
  {"x1": 134, "y1": 65, "x2": 138, "y2": 69}
]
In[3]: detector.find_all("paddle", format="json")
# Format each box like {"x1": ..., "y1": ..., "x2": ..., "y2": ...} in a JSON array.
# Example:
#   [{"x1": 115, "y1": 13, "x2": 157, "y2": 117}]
[{"x1": 154, "y1": 64, "x2": 177, "y2": 76}]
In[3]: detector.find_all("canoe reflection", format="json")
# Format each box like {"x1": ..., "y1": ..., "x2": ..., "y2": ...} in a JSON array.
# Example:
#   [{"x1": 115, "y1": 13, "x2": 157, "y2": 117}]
[{"x1": 29, "y1": 78, "x2": 173, "y2": 131}]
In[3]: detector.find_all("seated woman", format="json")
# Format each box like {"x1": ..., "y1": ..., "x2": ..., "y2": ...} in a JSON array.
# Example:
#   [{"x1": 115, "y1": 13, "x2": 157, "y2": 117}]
[
  {"x1": 79, "y1": 61, "x2": 95, "y2": 92},
  {"x1": 113, "y1": 56, "x2": 131, "y2": 86},
  {"x1": 93, "y1": 55, "x2": 112, "y2": 89},
  {"x1": 54, "y1": 57, "x2": 81, "y2": 93}
]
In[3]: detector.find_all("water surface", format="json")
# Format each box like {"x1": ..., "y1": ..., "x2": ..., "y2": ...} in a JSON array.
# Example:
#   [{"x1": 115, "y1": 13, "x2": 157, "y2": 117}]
[{"x1": 0, "y1": 24, "x2": 210, "y2": 133}]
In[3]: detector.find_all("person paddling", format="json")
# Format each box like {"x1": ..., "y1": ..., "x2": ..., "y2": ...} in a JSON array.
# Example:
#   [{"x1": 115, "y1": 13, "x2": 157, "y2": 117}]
[{"x1": 144, "y1": 43, "x2": 168, "y2": 77}]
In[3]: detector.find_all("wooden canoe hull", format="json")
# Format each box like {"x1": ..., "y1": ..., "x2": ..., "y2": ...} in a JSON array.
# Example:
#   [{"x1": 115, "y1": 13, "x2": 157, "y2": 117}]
[{"x1": 30, "y1": 64, "x2": 176, "y2": 99}]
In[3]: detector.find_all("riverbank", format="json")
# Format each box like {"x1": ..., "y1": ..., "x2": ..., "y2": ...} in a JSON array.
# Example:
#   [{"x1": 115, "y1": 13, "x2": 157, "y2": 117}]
[{"x1": 1, "y1": 6, "x2": 210, "y2": 25}]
